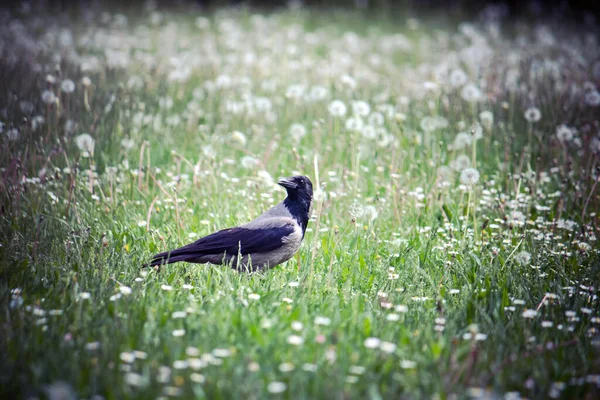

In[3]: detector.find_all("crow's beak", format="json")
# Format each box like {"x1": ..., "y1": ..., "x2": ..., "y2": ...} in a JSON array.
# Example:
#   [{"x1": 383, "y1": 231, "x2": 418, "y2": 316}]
[{"x1": 278, "y1": 177, "x2": 298, "y2": 189}]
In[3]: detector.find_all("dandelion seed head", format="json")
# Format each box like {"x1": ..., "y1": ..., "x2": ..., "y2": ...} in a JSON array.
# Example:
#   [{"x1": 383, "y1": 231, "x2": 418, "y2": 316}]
[
  {"x1": 515, "y1": 251, "x2": 532, "y2": 266},
  {"x1": 75, "y1": 134, "x2": 95, "y2": 154},
  {"x1": 328, "y1": 100, "x2": 347, "y2": 117},
  {"x1": 460, "y1": 168, "x2": 480, "y2": 186},
  {"x1": 41, "y1": 90, "x2": 56, "y2": 104},
  {"x1": 524, "y1": 107, "x2": 541, "y2": 123},
  {"x1": 61, "y1": 79, "x2": 75, "y2": 93}
]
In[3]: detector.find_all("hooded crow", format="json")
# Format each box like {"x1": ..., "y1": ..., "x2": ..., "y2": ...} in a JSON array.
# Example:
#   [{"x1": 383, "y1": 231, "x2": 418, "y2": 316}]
[{"x1": 145, "y1": 175, "x2": 313, "y2": 271}]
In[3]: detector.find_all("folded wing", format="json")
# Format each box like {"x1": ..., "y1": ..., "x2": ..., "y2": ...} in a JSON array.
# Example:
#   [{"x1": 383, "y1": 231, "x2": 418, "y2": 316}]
[{"x1": 147, "y1": 221, "x2": 295, "y2": 267}]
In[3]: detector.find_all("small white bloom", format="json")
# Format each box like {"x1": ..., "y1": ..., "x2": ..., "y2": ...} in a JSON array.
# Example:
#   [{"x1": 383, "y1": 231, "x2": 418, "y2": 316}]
[
  {"x1": 41, "y1": 90, "x2": 56, "y2": 104},
  {"x1": 289, "y1": 123, "x2": 307, "y2": 142},
  {"x1": 460, "y1": 168, "x2": 480, "y2": 186},
  {"x1": 515, "y1": 251, "x2": 532, "y2": 266},
  {"x1": 400, "y1": 360, "x2": 417, "y2": 369},
  {"x1": 363, "y1": 337, "x2": 381, "y2": 349},
  {"x1": 449, "y1": 68, "x2": 468, "y2": 87},
  {"x1": 352, "y1": 101, "x2": 371, "y2": 117},
  {"x1": 241, "y1": 156, "x2": 259, "y2": 169},
  {"x1": 461, "y1": 83, "x2": 482, "y2": 102},
  {"x1": 287, "y1": 335, "x2": 304, "y2": 346},
  {"x1": 119, "y1": 286, "x2": 132, "y2": 295},
  {"x1": 291, "y1": 321, "x2": 303, "y2": 331},
  {"x1": 380, "y1": 341, "x2": 397, "y2": 353},
  {"x1": 479, "y1": 110, "x2": 494, "y2": 131},
  {"x1": 61, "y1": 79, "x2": 75, "y2": 93},
  {"x1": 75, "y1": 134, "x2": 95, "y2": 153},
  {"x1": 230, "y1": 131, "x2": 247, "y2": 146},
  {"x1": 267, "y1": 381, "x2": 287, "y2": 394},
  {"x1": 328, "y1": 100, "x2": 347, "y2": 117},
  {"x1": 524, "y1": 107, "x2": 541, "y2": 122}
]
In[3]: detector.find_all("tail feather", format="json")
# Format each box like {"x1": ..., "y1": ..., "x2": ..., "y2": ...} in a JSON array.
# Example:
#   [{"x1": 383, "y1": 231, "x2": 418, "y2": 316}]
[
  {"x1": 143, "y1": 246, "x2": 193, "y2": 268},
  {"x1": 143, "y1": 253, "x2": 193, "y2": 268}
]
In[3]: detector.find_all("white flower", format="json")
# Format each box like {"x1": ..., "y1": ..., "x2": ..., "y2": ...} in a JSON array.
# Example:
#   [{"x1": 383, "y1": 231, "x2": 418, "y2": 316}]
[
  {"x1": 460, "y1": 168, "x2": 480, "y2": 186},
  {"x1": 61, "y1": 79, "x2": 75, "y2": 93},
  {"x1": 395, "y1": 304, "x2": 408, "y2": 313},
  {"x1": 349, "y1": 200, "x2": 364, "y2": 219},
  {"x1": 120, "y1": 352, "x2": 136, "y2": 363},
  {"x1": 479, "y1": 110, "x2": 494, "y2": 131},
  {"x1": 41, "y1": 90, "x2": 56, "y2": 104},
  {"x1": 6, "y1": 128, "x2": 19, "y2": 141},
  {"x1": 85, "y1": 342, "x2": 100, "y2": 351},
  {"x1": 289, "y1": 123, "x2": 307, "y2": 142},
  {"x1": 556, "y1": 125, "x2": 574, "y2": 143},
  {"x1": 585, "y1": 90, "x2": 600, "y2": 106},
  {"x1": 314, "y1": 316, "x2": 331, "y2": 326},
  {"x1": 450, "y1": 154, "x2": 471, "y2": 171},
  {"x1": 45, "y1": 381, "x2": 76, "y2": 400},
  {"x1": 308, "y1": 85, "x2": 328, "y2": 101},
  {"x1": 380, "y1": 341, "x2": 397, "y2": 353},
  {"x1": 368, "y1": 112, "x2": 385, "y2": 126},
  {"x1": 121, "y1": 138, "x2": 135, "y2": 150},
  {"x1": 449, "y1": 68, "x2": 468, "y2": 87},
  {"x1": 345, "y1": 117, "x2": 364, "y2": 131},
  {"x1": 213, "y1": 348, "x2": 232, "y2": 358},
  {"x1": 452, "y1": 132, "x2": 472, "y2": 150},
  {"x1": 287, "y1": 335, "x2": 304, "y2": 346},
  {"x1": 172, "y1": 329, "x2": 186, "y2": 337},
  {"x1": 248, "y1": 293, "x2": 260, "y2": 300},
  {"x1": 524, "y1": 107, "x2": 541, "y2": 123},
  {"x1": 386, "y1": 313, "x2": 400, "y2": 321},
  {"x1": 119, "y1": 286, "x2": 132, "y2": 295},
  {"x1": 400, "y1": 360, "x2": 417, "y2": 369},
  {"x1": 267, "y1": 381, "x2": 287, "y2": 394},
  {"x1": 363, "y1": 337, "x2": 380, "y2": 349},
  {"x1": 522, "y1": 309, "x2": 538, "y2": 319},
  {"x1": 436, "y1": 166, "x2": 453, "y2": 184},
  {"x1": 461, "y1": 83, "x2": 482, "y2": 102},
  {"x1": 230, "y1": 131, "x2": 247, "y2": 146},
  {"x1": 291, "y1": 321, "x2": 303, "y2": 331},
  {"x1": 349, "y1": 365, "x2": 366, "y2": 375},
  {"x1": 363, "y1": 205, "x2": 378, "y2": 222},
  {"x1": 352, "y1": 101, "x2": 371, "y2": 117},
  {"x1": 161, "y1": 284, "x2": 173, "y2": 291},
  {"x1": 328, "y1": 100, "x2": 347, "y2": 117},
  {"x1": 78, "y1": 292, "x2": 91, "y2": 300},
  {"x1": 75, "y1": 134, "x2": 95, "y2": 154},
  {"x1": 241, "y1": 156, "x2": 259, "y2": 169},
  {"x1": 515, "y1": 251, "x2": 532, "y2": 266}
]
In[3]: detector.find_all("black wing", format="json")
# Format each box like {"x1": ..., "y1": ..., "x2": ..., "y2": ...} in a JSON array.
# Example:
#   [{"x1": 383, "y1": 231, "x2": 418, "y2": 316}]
[{"x1": 147, "y1": 223, "x2": 295, "y2": 266}]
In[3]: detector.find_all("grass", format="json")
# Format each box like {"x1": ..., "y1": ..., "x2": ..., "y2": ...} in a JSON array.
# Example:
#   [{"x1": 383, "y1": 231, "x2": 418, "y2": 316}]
[{"x1": 1, "y1": 2, "x2": 599, "y2": 399}]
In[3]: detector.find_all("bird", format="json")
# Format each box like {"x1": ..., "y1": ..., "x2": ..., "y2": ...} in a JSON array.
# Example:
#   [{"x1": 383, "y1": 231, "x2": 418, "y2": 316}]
[{"x1": 145, "y1": 175, "x2": 313, "y2": 272}]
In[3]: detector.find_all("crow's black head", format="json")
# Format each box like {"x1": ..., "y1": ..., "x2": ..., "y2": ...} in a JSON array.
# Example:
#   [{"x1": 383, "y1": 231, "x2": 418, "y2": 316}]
[
  {"x1": 278, "y1": 175, "x2": 313, "y2": 236},
  {"x1": 278, "y1": 175, "x2": 313, "y2": 199}
]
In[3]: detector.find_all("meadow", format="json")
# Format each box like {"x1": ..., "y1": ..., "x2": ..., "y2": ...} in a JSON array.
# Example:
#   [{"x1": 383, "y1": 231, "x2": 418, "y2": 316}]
[{"x1": 1, "y1": 2, "x2": 599, "y2": 399}]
